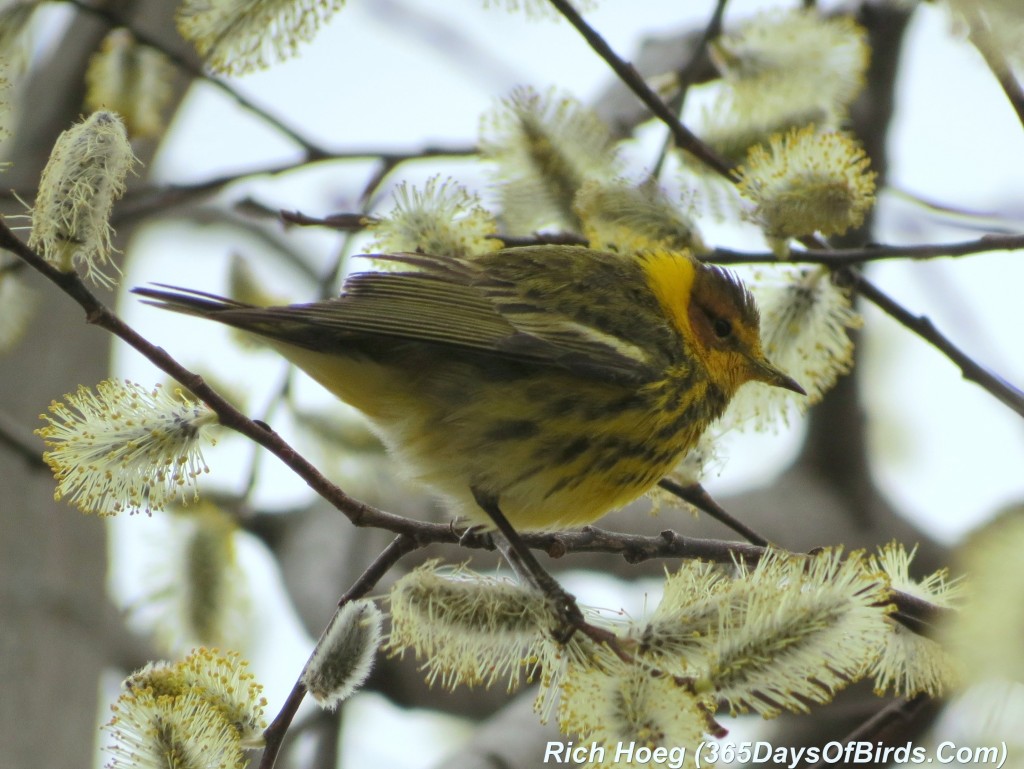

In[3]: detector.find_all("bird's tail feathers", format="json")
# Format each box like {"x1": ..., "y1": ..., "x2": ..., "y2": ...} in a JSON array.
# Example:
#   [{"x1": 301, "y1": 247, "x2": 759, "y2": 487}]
[{"x1": 132, "y1": 284, "x2": 254, "y2": 319}]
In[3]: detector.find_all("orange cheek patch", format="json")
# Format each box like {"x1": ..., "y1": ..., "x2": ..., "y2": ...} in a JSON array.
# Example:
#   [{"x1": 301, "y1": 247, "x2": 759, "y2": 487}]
[{"x1": 686, "y1": 301, "x2": 716, "y2": 352}]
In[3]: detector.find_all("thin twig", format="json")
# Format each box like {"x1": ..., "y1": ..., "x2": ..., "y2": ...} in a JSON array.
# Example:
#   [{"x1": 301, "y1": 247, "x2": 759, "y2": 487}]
[
  {"x1": 802, "y1": 695, "x2": 930, "y2": 769},
  {"x1": 113, "y1": 159, "x2": 330, "y2": 225},
  {"x1": 676, "y1": 0, "x2": 728, "y2": 93},
  {"x1": 710, "y1": 232, "x2": 1024, "y2": 265},
  {"x1": 652, "y1": 0, "x2": 729, "y2": 177},
  {"x1": 495, "y1": 229, "x2": 1024, "y2": 264},
  {"x1": 114, "y1": 145, "x2": 478, "y2": 226},
  {"x1": 657, "y1": 479, "x2": 770, "y2": 547},
  {"x1": 278, "y1": 210, "x2": 374, "y2": 231},
  {"x1": 546, "y1": 0, "x2": 732, "y2": 178},
  {"x1": 489, "y1": 232, "x2": 589, "y2": 247},
  {"x1": 170, "y1": 204, "x2": 324, "y2": 282},
  {"x1": 845, "y1": 268, "x2": 1024, "y2": 418},
  {"x1": 259, "y1": 534, "x2": 420, "y2": 769}
]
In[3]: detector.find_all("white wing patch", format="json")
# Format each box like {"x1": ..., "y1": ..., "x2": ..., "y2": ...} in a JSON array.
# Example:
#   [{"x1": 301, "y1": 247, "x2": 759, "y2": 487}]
[{"x1": 551, "y1": 320, "x2": 650, "y2": 366}]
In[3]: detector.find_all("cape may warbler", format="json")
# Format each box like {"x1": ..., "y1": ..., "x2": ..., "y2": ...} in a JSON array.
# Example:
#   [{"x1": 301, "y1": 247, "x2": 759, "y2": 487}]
[{"x1": 136, "y1": 245, "x2": 803, "y2": 531}]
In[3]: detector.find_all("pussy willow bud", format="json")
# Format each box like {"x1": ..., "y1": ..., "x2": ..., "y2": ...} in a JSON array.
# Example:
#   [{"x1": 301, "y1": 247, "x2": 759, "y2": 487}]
[
  {"x1": 724, "y1": 265, "x2": 861, "y2": 430},
  {"x1": 559, "y1": 656, "x2": 710, "y2": 759},
  {"x1": 29, "y1": 111, "x2": 136, "y2": 288},
  {"x1": 302, "y1": 599, "x2": 383, "y2": 710},
  {"x1": 106, "y1": 648, "x2": 267, "y2": 769},
  {"x1": 368, "y1": 176, "x2": 501, "y2": 258},
  {"x1": 711, "y1": 9, "x2": 868, "y2": 109},
  {"x1": 480, "y1": 86, "x2": 619, "y2": 234},
  {"x1": 144, "y1": 505, "x2": 249, "y2": 654},
  {"x1": 705, "y1": 549, "x2": 891, "y2": 717},
  {"x1": 36, "y1": 380, "x2": 217, "y2": 516},
  {"x1": 177, "y1": 0, "x2": 346, "y2": 75},
  {"x1": 735, "y1": 126, "x2": 875, "y2": 252},
  {"x1": 387, "y1": 562, "x2": 551, "y2": 691},
  {"x1": 573, "y1": 178, "x2": 708, "y2": 256},
  {"x1": 868, "y1": 541, "x2": 962, "y2": 697},
  {"x1": 105, "y1": 688, "x2": 247, "y2": 769},
  {"x1": 85, "y1": 30, "x2": 175, "y2": 139},
  {"x1": 699, "y1": 9, "x2": 867, "y2": 167}
]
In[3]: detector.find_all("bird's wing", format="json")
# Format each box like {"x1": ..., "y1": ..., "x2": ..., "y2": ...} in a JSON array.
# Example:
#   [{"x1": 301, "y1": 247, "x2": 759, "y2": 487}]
[
  {"x1": 466, "y1": 247, "x2": 675, "y2": 378},
  {"x1": 345, "y1": 250, "x2": 666, "y2": 383},
  {"x1": 136, "y1": 248, "x2": 668, "y2": 384},
  {"x1": 290, "y1": 259, "x2": 516, "y2": 354}
]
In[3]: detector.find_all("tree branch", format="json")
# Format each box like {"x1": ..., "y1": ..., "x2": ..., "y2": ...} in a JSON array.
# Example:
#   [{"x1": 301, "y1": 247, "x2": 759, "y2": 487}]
[
  {"x1": 546, "y1": 0, "x2": 732, "y2": 178},
  {"x1": 802, "y1": 695, "x2": 931, "y2": 769},
  {"x1": 489, "y1": 232, "x2": 1024, "y2": 264},
  {"x1": 709, "y1": 232, "x2": 1024, "y2": 265},
  {"x1": 844, "y1": 268, "x2": 1024, "y2": 418},
  {"x1": 113, "y1": 145, "x2": 478, "y2": 225},
  {"x1": 652, "y1": 0, "x2": 729, "y2": 177},
  {"x1": 658, "y1": 479, "x2": 770, "y2": 547}
]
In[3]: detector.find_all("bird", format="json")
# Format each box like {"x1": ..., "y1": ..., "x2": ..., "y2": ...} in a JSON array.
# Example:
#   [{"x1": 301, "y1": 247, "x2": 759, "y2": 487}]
[{"x1": 135, "y1": 245, "x2": 803, "y2": 532}]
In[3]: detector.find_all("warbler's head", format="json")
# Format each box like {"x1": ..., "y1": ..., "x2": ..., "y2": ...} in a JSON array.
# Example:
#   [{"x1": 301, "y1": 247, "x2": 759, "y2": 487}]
[{"x1": 685, "y1": 261, "x2": 805, "y2": 398}]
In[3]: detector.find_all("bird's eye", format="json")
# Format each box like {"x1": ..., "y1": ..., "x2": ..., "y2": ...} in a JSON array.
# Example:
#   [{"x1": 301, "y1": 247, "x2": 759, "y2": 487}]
[{"x1": 712, "y1": 318, "x2": 733, "y2": 339}]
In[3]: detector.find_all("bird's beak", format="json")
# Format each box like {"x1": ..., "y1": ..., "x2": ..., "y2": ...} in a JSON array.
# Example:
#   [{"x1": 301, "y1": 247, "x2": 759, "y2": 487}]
[{"x1": 747, "y1": 356, "x2": 806, "y2": 395}]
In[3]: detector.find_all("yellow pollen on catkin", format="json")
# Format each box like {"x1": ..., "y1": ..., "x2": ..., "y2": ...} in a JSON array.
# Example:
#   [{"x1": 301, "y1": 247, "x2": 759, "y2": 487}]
[
  {"x1": 735, "y1": 126, "x2": 876, "y2": 247},
  {"x1": 35, "y1": 380, "x2": 217, "y2": 516}
]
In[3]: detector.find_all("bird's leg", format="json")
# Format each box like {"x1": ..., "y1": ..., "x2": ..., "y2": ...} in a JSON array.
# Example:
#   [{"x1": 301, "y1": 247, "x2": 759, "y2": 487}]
[
  {"x1": 450, "y1": 519, "x2": 495, "y2": 550},
  {"x1": 470, "y1": 488, "x2": 610, "y2": 645}
]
